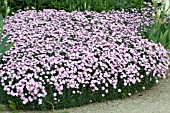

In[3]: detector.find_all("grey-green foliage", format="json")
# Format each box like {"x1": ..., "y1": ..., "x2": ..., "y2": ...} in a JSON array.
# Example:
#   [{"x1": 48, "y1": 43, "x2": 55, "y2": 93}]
[{"x1": 0, "y1": 0, "x2": 15, "y2": 60}]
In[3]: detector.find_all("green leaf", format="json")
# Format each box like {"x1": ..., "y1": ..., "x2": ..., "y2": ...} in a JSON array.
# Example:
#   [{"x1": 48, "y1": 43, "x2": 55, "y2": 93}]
[
  {"x1": 0, "y1": 30, "x2": 2, "y2": 41},
  {"x1": 160, "y1": 23, "x2": 166, "y2": 33},
  {"x1": 0, "y1": 41, "x2": 15, "y2": 59},
  {"x1": 0, "y1": 13, "x2": 3, "y2": 29},
  {"x1": 149, "y1": 28, "x2": 158, "y2": 42},
  {"x1": 167, "y1": 22, "x2": 170, "y2": 29},
  {"x1": 159, "y1": 30, "x2": 169, "y2": 47},
  {"x1": 154, "y1": 29, "x2": 161, "y2": 43},
  {"x1": 0, "y1": 13, "x2": 4, "y2": 41},
  {"x1": 6, "y1": 7, "x2": 10, "y2": 16},
  {"x1": 1, "y1": 41, "x2": 15, "y2": 54},
  {"x1": 0, "y1": 104, "x2": 3, "y2": 111},
  {"x1": 166, "y1": 43, "x2": 170, "y2": 51},
  {"x1": 0, "y1": 34, "x2": 10, "y2": 52},
  {"x1": 8, "y1": 100, "x2": 16, "y2": 110},
  {"x1": 165, "y1": 31, "x2": 170, "y2": 48}
]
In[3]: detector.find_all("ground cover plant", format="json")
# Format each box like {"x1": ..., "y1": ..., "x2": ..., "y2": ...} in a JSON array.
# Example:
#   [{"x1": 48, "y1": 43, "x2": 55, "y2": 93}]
[{"x1": 0, "y1": 1, "x2": 169, "y2": 110}]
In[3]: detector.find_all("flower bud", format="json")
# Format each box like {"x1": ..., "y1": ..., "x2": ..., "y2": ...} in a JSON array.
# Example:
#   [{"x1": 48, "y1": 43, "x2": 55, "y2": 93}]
[
  {"x1": 157, "y1": 9, "x2": 162, "y2": 18},
  {"x1": 4, "y1": 0, "x2": 8, "y2": 7},
  {"x1": 6, "y1": 7, "x2": 10, "y2": 16}
]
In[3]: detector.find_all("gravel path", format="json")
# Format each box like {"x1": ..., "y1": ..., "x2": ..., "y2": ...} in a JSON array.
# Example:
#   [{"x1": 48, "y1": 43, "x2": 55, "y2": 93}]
[{"x1": 2, "y1": 69, "x2": 170, "y2": 113}]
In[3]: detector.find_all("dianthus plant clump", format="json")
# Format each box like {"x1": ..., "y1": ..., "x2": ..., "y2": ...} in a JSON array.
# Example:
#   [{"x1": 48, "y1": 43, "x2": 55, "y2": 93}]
[{"x1": 0, "y1": 7, "x2": 169, "y2": 107}]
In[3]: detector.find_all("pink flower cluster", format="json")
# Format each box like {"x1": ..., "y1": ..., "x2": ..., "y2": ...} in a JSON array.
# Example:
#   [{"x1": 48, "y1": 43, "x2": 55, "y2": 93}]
[{"x1": 0, "y1": 7, "x2": 169, "y2": 105}]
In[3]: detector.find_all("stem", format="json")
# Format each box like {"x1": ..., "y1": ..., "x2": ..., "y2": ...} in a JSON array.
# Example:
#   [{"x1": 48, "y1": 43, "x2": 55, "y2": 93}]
[{"x1": 44, "y1": 99, "x2": 55, "y2": 112}]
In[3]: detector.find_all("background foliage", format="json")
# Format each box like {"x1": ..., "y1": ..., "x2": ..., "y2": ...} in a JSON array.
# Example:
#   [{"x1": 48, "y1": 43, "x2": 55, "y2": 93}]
[{"x1": 0, "y1": 0, "x2": 152, "y2": 14}]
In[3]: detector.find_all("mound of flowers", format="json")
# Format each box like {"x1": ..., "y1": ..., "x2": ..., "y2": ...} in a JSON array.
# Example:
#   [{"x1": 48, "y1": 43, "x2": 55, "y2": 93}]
[{"x1": 0, "y1": 7, "x2": 169, "y2": 109}]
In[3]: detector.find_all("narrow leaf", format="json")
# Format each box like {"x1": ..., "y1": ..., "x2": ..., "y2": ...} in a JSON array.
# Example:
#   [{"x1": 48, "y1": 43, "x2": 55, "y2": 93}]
[
  {"x1": 0, "y1": 34, "x2": 9, "y2": 52},
  {"x1": 0, "y1": 13, "x2": 3, "y2": 27},
  {"x1": 1, "y1": 42, "x2": 15, "y2": 55},
  {"x1": 159, "y1": 30, "x2": 169, "y2": 47}
]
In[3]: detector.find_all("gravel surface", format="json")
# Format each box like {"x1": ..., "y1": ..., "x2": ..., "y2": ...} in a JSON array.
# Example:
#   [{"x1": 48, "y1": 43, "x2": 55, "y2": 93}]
[{"x1": 1, "y1": 69, "x2": 170, "y2": 113}]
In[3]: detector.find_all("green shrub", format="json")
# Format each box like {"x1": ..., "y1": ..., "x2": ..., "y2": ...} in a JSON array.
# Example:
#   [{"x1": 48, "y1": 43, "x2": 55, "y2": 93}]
[{"x1": 3, "y1": 0, "x2": 151, "y2": 13}]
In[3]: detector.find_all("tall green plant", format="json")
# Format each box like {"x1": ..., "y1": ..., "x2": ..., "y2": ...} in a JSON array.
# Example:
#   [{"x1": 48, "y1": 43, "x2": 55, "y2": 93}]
[
  {"x1": 0, "y1": 0, "x2": 15, "y2": 60},
  {"x1": 145, "y1": 19, "x2": 170, "y2": 51},
  {"x1": 140, "y1": 0, "x2": 170, "y2": 53}
]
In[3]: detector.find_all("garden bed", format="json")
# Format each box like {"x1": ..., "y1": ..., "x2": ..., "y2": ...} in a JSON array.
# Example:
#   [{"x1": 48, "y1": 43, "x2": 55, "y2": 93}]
[{"x1": 0, "y1": 5, "x2": 169, "y2": 110}]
